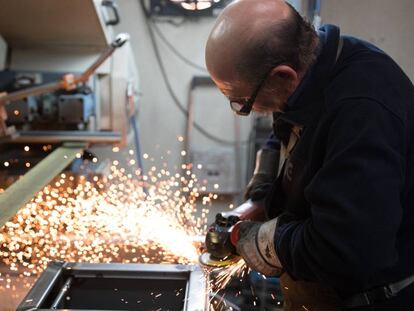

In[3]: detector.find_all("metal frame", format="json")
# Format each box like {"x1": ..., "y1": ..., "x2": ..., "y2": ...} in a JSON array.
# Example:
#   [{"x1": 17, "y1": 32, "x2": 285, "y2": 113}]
[
  {"x1": 0, "y1": 142, "x2": 87, "y2": 228},
  {"x1": 17, "y1": 262, "x2": 208, "y2": 311}
]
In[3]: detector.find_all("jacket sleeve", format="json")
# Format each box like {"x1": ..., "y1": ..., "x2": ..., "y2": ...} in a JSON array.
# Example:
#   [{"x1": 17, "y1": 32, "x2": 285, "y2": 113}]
[{"x1": 275, "y1": 99, "x2": 406, "y2": 293}]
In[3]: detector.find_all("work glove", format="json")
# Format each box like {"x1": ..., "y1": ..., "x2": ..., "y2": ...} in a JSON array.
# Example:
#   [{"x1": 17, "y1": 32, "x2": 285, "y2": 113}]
[
  {"x1": 235, "y1": 218, "x2": 282, "y2": 277},
  {"x1": 204, "y1": 200, "x2": 265, "y2": 260},
  {"x1": 244, "y1": 149, "x2": 280, "y2": 201}
]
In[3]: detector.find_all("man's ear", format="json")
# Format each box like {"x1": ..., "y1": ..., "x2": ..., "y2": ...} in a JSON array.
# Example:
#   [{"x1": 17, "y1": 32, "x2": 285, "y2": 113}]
[{"x1": 268, "y1": 65, "x2": 300, "y2": 95}]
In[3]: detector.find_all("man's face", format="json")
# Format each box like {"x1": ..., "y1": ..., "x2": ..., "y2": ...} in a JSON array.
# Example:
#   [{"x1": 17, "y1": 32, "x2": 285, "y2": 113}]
[{"x1": 213, "y1": 76, "x2": 288, "y2": 115}]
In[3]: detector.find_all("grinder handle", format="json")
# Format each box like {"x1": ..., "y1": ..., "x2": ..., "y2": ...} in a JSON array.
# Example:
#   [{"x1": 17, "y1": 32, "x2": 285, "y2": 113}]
[
  {"x1": 230, "y1": 221, "x2": 243, "y2": 247},
  {"x1": 221, "y1": 200, "x2": 266, "y2": 221}
]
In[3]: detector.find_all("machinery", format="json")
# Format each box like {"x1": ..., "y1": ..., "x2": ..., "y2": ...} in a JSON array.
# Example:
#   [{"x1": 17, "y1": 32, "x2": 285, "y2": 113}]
[
  {"x1": 0, "y1": 33, "x2": 130, "y2": 141},
  {"x1": 199, "y1": 200, "x2": 265, "y2": 267},
  {"x1": 0, "y1": 0, "x2": 142, "y2": 228},
  {"x1": 200, "y1": 200, "x2": 285, "y2": 310},
  {"x1": 0, "y1": 0, "x2": 139, "y2": 146}
]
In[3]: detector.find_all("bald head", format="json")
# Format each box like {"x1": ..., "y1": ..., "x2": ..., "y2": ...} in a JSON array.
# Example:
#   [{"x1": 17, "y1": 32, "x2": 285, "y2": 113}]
[
  {"x1": 205, "y1": 0, "x2": 318, "y2": 98},
  {"x1": 206, "y1": 0, "x2": 291, "y2": 85}
]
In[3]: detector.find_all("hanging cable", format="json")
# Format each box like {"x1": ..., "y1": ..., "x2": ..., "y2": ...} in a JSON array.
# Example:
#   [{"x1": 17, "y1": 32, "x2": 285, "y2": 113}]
[
  {"x1": 139, "y1": 0, "x2": 250, "y2": 146},
  {"x1": 151, "y1": 21, "x2": 208, "y2": 72}
]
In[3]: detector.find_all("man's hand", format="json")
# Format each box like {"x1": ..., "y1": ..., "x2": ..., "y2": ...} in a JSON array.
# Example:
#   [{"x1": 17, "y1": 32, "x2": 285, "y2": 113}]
[
  {"x1": 204, "y1": 200, "x2": 265, "y2": 261},
  {"x1": 236, "y1": 218, "x2": 282, "y2": 276},
  {"x1": 244, "y1": 149, "x2": 279, "y2": 201}
]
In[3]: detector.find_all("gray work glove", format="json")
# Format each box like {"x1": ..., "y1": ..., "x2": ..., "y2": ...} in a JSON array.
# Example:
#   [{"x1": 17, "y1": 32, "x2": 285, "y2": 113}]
[
  {"x1": 244, "y1": 149, "x2": 280, "y2": 201},
  {"x1": 236, "y1": 218, "x2": 282, "y2": 277}
]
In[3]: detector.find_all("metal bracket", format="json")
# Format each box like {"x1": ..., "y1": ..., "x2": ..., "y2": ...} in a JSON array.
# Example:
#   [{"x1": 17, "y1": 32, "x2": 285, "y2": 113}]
[{"x1": 0, "y1": 142, "x2": 87, "y2": 229}]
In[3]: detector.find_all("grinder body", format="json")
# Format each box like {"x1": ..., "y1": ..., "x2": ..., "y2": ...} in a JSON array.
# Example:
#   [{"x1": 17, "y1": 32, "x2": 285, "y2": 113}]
[{"x1": 200, "y1": 200, "x2": 265, "y2": 267}]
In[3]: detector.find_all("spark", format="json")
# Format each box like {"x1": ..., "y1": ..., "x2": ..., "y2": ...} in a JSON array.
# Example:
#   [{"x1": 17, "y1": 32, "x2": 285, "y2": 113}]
[
  {"x1": 210, "y1": 259, "x2": 247, "y2": 291},
  {"x1": 0, "y1": 159, "x2": 216, "y2": 304}
]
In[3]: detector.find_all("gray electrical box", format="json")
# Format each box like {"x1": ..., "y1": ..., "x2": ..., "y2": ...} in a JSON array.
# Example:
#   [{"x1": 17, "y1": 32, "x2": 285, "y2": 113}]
[{"x1": 192, "y1": 148, "x2": 238, "y2": 194}]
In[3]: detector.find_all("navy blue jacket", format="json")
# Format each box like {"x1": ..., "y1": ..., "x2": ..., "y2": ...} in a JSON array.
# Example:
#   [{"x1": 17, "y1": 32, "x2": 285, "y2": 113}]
[{"x1": 266, "y1": 25, "x2": 414, "y2": 307}]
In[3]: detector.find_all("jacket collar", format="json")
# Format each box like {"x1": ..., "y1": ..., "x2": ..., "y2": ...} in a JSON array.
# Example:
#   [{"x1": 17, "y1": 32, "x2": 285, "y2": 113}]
[{"x1": 273, "y1": 24, "x2": 341, "y2": 136}]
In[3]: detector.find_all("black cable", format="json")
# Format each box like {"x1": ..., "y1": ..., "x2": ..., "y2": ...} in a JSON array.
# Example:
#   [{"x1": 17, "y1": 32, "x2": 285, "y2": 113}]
[
  {"x1": 151, "y1": 16, "x2": 187, "y2": 27},
  {"x1": 140, "y1": 0, "x2": 250, "y2": 146},
  {"x1": 150, "y1": 20, "x2": 208, "y2": 72},
  {"x1": 141, "y1": 1, "x2": 207, "y2": 71}
]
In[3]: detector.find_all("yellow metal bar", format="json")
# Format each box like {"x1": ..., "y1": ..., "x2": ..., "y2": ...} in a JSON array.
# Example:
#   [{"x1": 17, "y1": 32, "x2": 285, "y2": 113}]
[{"x1": 0, "y1": 142, "x2": 87, "y2": 229}]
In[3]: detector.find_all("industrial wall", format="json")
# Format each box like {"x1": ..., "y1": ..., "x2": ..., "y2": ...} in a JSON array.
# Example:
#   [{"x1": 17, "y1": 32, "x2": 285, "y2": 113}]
[
  {"x1": 115, "y1": 1, "x2": 254, "y2": 196},
  {"x1": 321, "y1": 0, "x2": 414, "y2": 82}
]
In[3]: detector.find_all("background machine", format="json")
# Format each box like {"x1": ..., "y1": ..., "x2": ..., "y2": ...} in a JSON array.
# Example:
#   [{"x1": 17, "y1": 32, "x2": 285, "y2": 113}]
[
  {"x1": 0, "y1": 0, "x2": 139, "y2": 146},
  {"x1": 0, "y1": 0, "x2": 142, "y2": 225}
]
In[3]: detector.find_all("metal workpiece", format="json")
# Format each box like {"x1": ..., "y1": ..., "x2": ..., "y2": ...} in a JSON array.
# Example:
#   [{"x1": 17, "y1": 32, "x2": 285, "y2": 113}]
[
  {"x1": 17, "y1": 262, "x2": 209, "y2": 311},
  {"x1": 71, "y1": 32, "x2": 130, "y2": 90},
  {"x1": 17, "y1": 262, "x2": 65, "y2": 311},
  {"x1": 50, "y1": 276, "x2": 74, "y2": 309},
  {"x1": 0, "y1": 142, "x2": 87, "y2": 228}
]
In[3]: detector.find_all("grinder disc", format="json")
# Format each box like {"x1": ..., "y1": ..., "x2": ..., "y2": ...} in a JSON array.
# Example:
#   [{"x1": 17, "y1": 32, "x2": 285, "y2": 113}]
[{"x1": 199, "y1": 252, "x2": 240, "y2": 268}]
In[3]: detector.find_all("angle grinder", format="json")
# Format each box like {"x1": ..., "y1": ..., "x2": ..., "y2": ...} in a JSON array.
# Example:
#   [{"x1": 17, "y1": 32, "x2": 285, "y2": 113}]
[{"x1": 199, "y1": 200, "x2": 265, "y2": 267}]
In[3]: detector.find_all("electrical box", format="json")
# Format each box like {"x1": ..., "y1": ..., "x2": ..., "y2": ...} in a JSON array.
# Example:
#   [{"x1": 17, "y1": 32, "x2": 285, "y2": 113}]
[{"x1": 192, "y1": 148, "x2": 239, "y2": 194}]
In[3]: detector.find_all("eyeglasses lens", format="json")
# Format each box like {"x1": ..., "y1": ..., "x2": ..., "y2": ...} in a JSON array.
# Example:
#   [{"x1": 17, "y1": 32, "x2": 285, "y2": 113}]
[{"x1": 230, "y1": 101, "x2": 245, "y2": 112}]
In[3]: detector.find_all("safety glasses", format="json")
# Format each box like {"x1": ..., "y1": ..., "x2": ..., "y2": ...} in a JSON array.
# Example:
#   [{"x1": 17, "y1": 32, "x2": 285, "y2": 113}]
[{"x1": 229, "y1": 67, "x2": 275, "y2": 116}]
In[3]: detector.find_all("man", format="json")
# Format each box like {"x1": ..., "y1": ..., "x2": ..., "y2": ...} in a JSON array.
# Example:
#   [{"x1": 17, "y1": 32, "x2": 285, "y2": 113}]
[{"x1": 205, "y1": 0, "x2": 414, "y2": 310}]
